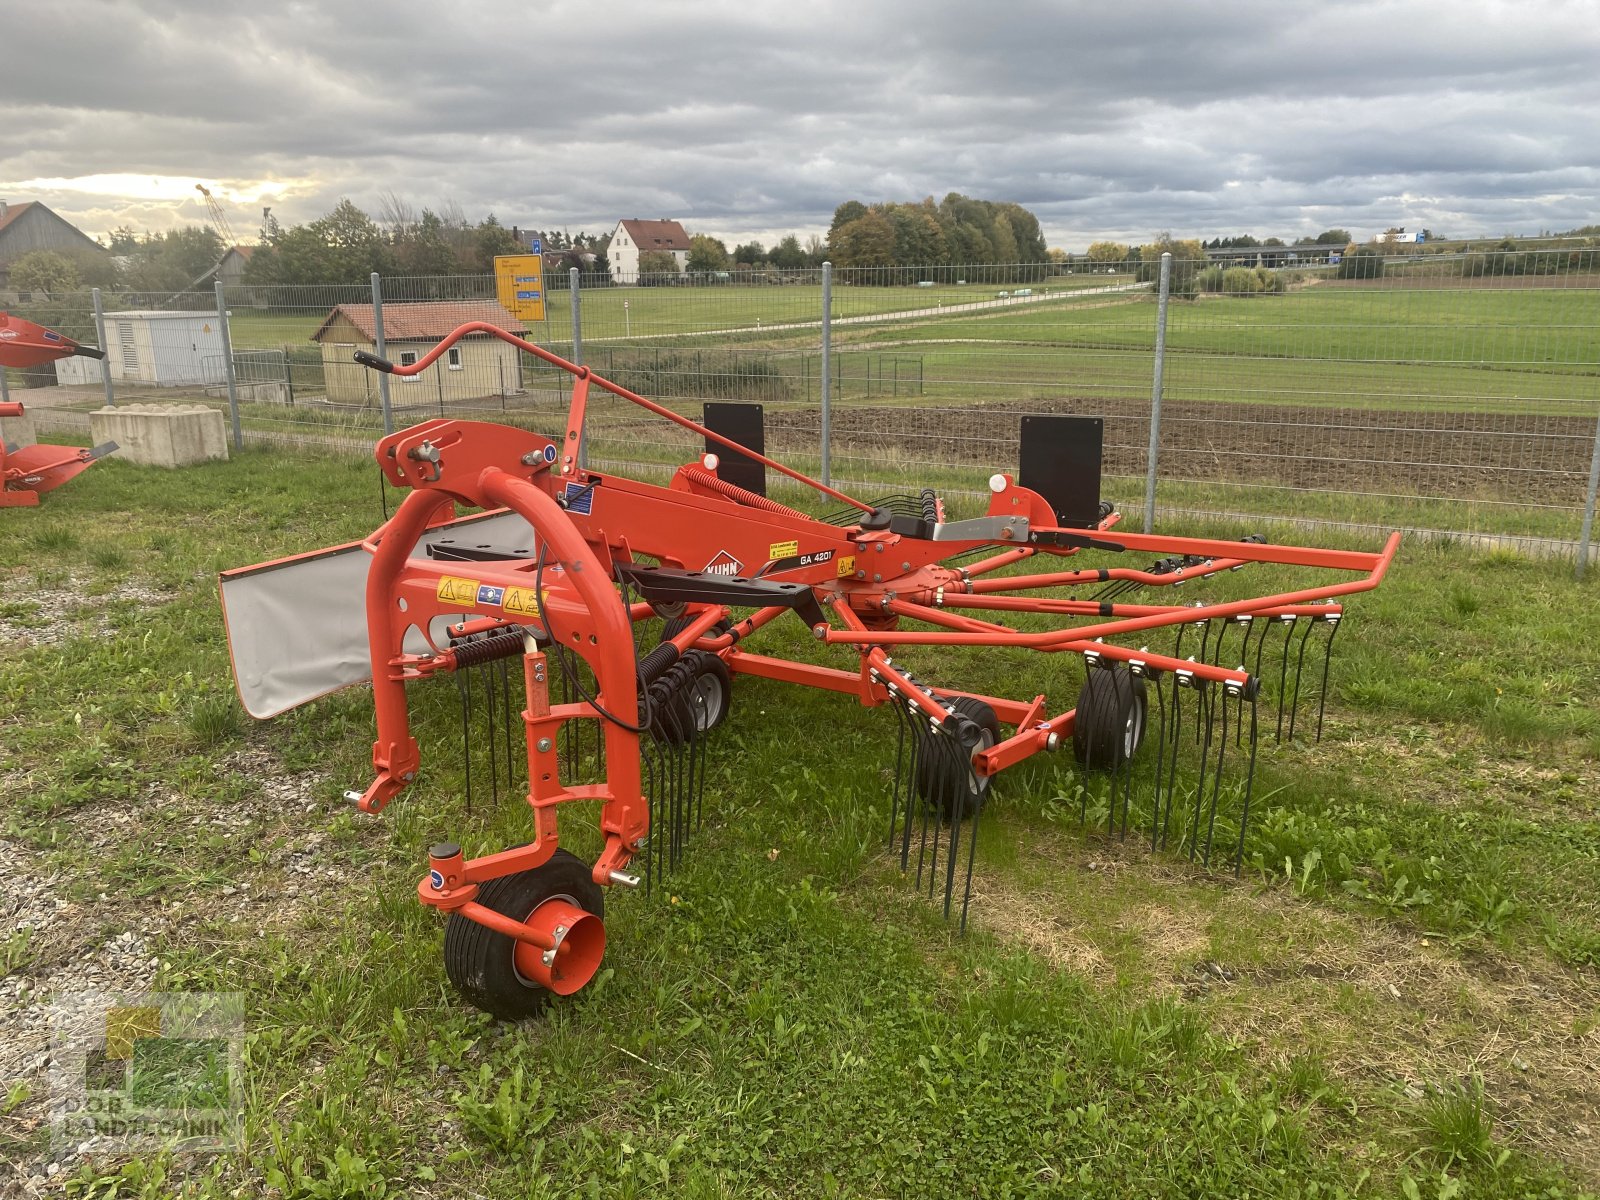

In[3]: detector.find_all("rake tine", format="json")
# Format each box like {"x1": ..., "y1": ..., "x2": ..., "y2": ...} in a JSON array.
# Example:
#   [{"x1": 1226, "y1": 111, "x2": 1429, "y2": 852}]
[
  {"x1": 913, "y1": 711, "x2": 934, "y2": 892},
  {"x1": 1113, "y1": 664, "x2": 1133, "y2": 839},
  {"x1": 1186, "y1": 682, "x2": 1214, "y2": 861},
  {"x1": 1233, "y1": 619, "x2": 1254, "y2": 748},
  {"x1": 1232, "y1": 693, "x2": 1261, "y2": 875},
  {"x1": 1160, "y1": 674, "x2": 1186, "y2": 852},
  {"x1": 480, "y1": 657, "x2": 499, "y2": 807},
  {"x1": 943, "y1": 766, "x2": 965, "y2": 921},
  {"x1": 1315, "y1": 616, "x2": 1341, "y2": 743},
  {"x1": 959, "y1": 787, "x2": 980, "y2": 933},
  {"x1": 456, "y1": 666, "x2": 474, "y2": 814},
  {"x1": 888, "y1": 696, "x2": 913, "y2": 867},
  {"x1": 1275, "y1": 617, "x2": 1296, "y2": 741},
  {"x1": 500, "y1": 655, "x2": 516, "y2": 793},
  {"x1": 1202, "y1": 685, "x2": 1230, "y2": 868},
  {"x1": 1286, "y1": 618, "x2": 1317, "y2": 742},
  {"x1": 1150, "y1": 672, "x2": 1169, "y2": 852}
]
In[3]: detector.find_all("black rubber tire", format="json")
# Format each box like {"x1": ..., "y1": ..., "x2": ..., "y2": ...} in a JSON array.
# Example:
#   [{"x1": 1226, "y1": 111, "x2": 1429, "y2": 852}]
[
  {"x1": 660, "y1": 614, "x2": 731, "y2": 644},
  {"x1": 683, "y1": 650, "x2": 732, "y2": 733},
  {"x1": 914, "y1": 696, "x2": 1001, "y2": 821},
  {"x1": 1072, "y1": 665, "x2": 1148, "y2": 769},
  {"x1": 442, "y1": 849, "x2": 604, "y2": 1021},
  {"x1": 652, "y1": 650, "x2": 733, "y2": 746}
]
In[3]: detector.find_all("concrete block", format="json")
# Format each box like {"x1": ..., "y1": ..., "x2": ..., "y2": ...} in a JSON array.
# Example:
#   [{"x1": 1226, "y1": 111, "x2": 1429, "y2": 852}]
[
  {"x1": 90, "y1": 403, "x2": 229, "y2": 468},
  {"x1": 242, "y1": 381, "x2": 289, "y2": 405},
  {"x1": 0, "y1": 406, "x2": 37, "y2": 450}
]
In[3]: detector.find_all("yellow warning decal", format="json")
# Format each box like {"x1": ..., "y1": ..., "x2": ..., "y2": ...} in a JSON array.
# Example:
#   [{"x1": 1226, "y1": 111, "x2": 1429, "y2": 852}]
[
  {"x1": 836, "y1": 555, "x2": 856, "y2": 577},
  {"x1": 437, "y1": 575, "x2": 482, "y2": 604},
  {"x1": 769, "y1": 539, "x2": 799, "y2": 559},
  {"x1": 501, "y1": 585, "x2": 545, "y2": 617}
]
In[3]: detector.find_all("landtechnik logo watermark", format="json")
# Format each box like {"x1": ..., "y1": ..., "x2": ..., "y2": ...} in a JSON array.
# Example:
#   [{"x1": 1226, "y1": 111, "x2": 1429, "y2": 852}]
[{"x1": 48, "y1": 991, "x2": 242, "y2": 1155}]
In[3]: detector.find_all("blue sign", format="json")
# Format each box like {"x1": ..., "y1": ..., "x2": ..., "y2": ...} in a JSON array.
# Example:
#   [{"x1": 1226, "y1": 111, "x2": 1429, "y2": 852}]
[
  {"x1": 517, "y1": 289, "x2": 541, "y2": 301},
  {"x1": 529, "y1": 238, "x2": 542, "y2": 254}
]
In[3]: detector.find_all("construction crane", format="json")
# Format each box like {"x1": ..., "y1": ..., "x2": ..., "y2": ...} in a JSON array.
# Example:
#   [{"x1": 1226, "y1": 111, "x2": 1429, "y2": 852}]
[{"x1": 195, "y1": 184, "x2": 237, "y2": 249}]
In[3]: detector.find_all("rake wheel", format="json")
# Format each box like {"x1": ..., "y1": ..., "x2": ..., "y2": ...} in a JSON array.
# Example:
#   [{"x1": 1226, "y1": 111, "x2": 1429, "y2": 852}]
[
  {"x1": 914, "y1": 696, "x2": 1000, "y2": 821},
  {"x1": 1072, "y1": 665, "x2": 1147, "y2": 769},
  {"x1": 443, "y1": 849, "x2": 604, "y2": 1021}
]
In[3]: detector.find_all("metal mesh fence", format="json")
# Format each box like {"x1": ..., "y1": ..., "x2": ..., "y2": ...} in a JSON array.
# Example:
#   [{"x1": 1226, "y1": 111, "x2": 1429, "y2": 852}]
[{"x1": 4, "y1": 249, "x2": 1596, "y2": 564}]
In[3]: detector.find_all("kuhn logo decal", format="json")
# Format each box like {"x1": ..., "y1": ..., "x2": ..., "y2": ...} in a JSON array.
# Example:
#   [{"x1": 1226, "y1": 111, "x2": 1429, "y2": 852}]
[{"x1": 703, "y1": 550, "x2": 743, "y2": 577}]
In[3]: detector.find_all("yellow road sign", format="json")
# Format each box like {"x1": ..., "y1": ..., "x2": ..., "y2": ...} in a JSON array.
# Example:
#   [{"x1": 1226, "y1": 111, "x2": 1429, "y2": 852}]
[{"x1": 495, "y1": 253, "x2": 545, "y2": 322}]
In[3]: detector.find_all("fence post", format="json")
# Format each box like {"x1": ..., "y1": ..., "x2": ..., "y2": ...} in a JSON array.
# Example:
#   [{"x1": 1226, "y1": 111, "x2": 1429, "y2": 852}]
[
  {"x1": 820, "y1": 261, "x2": 832, "y2": 487},
  {"x1": 92, "y1": 287, "x2": 115, "y2": 409},
  {"x1": 371, "y1": 272, "x2": 394, "y2": 434},
  {"x1": 214, "y1": 282, "x2": 242, "y2": 451},
  {"x1": 571, "y1": 267, "x2": 586, "y2": 469},
  {"x1": 1143, "y1": 252, "x2": 1172, "y2": 533},
  {"x1": 1579, "y1": 406, "x2": 1600, "y2": 580}
]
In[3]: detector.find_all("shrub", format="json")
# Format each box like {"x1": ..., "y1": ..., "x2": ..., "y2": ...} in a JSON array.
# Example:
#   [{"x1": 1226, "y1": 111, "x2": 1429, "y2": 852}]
[{"x1": 1336, "y1": 246, "x2": 1385, "y2": 280}]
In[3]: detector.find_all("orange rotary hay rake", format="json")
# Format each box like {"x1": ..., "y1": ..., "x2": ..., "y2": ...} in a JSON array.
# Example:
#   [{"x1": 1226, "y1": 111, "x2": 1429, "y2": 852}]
[{"x1": 222, "y1": 322, "x2": 1398, "y2": 1020}]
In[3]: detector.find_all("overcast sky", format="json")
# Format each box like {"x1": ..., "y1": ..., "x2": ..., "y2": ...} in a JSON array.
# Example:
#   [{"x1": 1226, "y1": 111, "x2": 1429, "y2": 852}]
[{"x1": 3, "y1": 0, "x2": 1597, "y2": 251}]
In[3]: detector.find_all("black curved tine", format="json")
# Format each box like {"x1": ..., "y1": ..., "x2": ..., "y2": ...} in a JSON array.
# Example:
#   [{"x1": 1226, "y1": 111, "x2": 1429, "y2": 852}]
[
  {"x1": 913, "y1": 711, "x2": 935, "y2": 891},
  {"x1": 888, "y1": 697, "x2": 912, "y2": 865},
  {"x1": 1187, "y1": 683, "x2": 1214, "y2": 861},
  {"x1": 1232, "y1": 694, "x2": 1261, "y2": 876},
  {"x1": 456, "y1": 667, "x2": 474, "y2": 813},
  {"x1": 959, "y1": 789, "x2": 981, "y2": 934},
  {"x1": 1150, "y1": 672, "x2": 1169, "y2": 852},
  {"x1": 500, "y1": 656, "x2": 516, "y2": 793},
  {"x1": 1286, "y1": 618, "x2": 1317, "y2": 742},
  {"x1": 1159, "y1": 677, "x2": 1185, "y2": 851},
  {"x1": 943, "y1": 772, "x2": 965, "y2": 921},
  {"x1": 1202, "y1": 685, "x2": 1230, "y2": 868},
  {"x1": 1315, "y1": 617, "x2": 1341, "y2": 743},
  {"x1": 479, "y1": 657, "x2": 499, "y2": 807},
  {"x1": 1112, "y1": 665, "x2": 1133, "y2": 839},
  {"x1": 1233, "y1": 619, "x2": 1255, "y2": 748},
  {"x1": 1275, "y1": 618, "x2": 1297, "y2": 741}
]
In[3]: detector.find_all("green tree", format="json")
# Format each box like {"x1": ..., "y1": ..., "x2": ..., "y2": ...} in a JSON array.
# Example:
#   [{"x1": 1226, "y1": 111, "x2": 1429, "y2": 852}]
[
  {"x1": 393, "y1": 209, "x2": 460, "y2": 277},
  {"x1": 687, "y1": 235, "x2": 730, "y2": 273},
  {"x1": 829, "y1": 211, "x2": 896, "y2": 275},
  {"x1": 1336, "y1": 245, "x2": 1385, "y2": 280},
  {"x1": 117, "y1": 227, "x2": 224, "y2": 292},
  {"x1": 637, "y1": 249, "x2": 679, "y2": 284},
  {"x1": 471, "y1": 215, "x2": 522, "y2": 272},
  {"x1": 1313, "y1": 229, "x2": 1352, "y2": 245},
  {"x1": 1137, "y1": 233, "x2": 1206, "y2": 298},
  {"x1": 732, "y1": 241, "x2": 767, "y2": 266},
  {"x1": 9, "y1": 250, "x2": 81, "y2": 295},
  {"x1": 768, "y1": 234, "x2": 808, "y2": 270},
  {"x1": 1085, "y1": 241, "x2": 1130, "y2": 266}
]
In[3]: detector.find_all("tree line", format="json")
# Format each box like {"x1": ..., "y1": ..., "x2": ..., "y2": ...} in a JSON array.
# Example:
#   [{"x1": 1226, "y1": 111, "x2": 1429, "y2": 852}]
[{"x1": 824, "y1": 194, "x2": 1049, "y2": 283}]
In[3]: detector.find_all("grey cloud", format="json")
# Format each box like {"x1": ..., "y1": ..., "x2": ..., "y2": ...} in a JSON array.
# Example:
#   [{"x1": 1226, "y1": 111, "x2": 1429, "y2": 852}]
[{"x1": 1, "y1": 0, "x2": 1596, "y2": 248}]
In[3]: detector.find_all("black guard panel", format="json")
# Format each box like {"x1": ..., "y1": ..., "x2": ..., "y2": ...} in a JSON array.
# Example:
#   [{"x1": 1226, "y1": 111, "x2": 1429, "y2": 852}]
[
  {"x1": 703, "y1": 402, "x2": 766, "y2": 497},
  {"x1": 1017, "y1": 414, "x2": 1104, "y2": 528}
]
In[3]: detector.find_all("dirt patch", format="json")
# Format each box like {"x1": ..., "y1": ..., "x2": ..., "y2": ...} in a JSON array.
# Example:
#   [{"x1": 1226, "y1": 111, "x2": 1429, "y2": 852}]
[
  {"x1": 0, "y1": 740, "x2": 342, "y2": 1193},
  {"x1": 968, "y1": 832, "x2": 1600, "y2": 1182},
  {"x1": 0, "y1": 573, "x2": 174, "y2": 651},
  {"x1": 763, "y1": 398, "x2": 1599, "y2": 508}
]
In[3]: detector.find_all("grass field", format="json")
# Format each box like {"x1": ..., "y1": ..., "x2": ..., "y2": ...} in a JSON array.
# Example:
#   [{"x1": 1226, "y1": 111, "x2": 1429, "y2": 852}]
[{"x1": 1, "y1": 446, "x2": 1596, "y2": 1198}]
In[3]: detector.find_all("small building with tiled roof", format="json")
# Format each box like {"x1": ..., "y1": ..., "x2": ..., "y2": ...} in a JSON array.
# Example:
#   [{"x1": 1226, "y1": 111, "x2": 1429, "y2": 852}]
[
  {"x1": 216, "y1": 245, "x2": 255, "y2": 289},
  {"x1": 311, "y1": 300, "x2": 527, "y2": 407},
  {"x1": 608, "y1": 219, "x2": 691, "y2": 280},
  {"x1": 0, "y1": 200, "x2": 107, "y2": 296}
]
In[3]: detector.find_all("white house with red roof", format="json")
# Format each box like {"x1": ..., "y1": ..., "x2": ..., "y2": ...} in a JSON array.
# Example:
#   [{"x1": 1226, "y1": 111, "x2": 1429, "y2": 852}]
[{"x1": 608, "y1": 219, "x2": 691, "y2": 280}]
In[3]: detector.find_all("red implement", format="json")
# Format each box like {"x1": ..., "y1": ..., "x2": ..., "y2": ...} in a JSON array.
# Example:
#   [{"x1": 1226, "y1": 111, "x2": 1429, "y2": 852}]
[
  {"x1": 221, "y1": 320, "x2": 1400, "y2": 1020},
  {"x1": 0, "y1": 312, "x2": 106, "y2": 370}
]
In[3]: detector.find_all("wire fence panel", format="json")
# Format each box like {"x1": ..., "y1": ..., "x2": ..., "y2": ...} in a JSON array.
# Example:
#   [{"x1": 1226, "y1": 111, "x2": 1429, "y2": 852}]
[{"x1": 5, "y1": 250, "x2": 1595, "y2": 562}]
